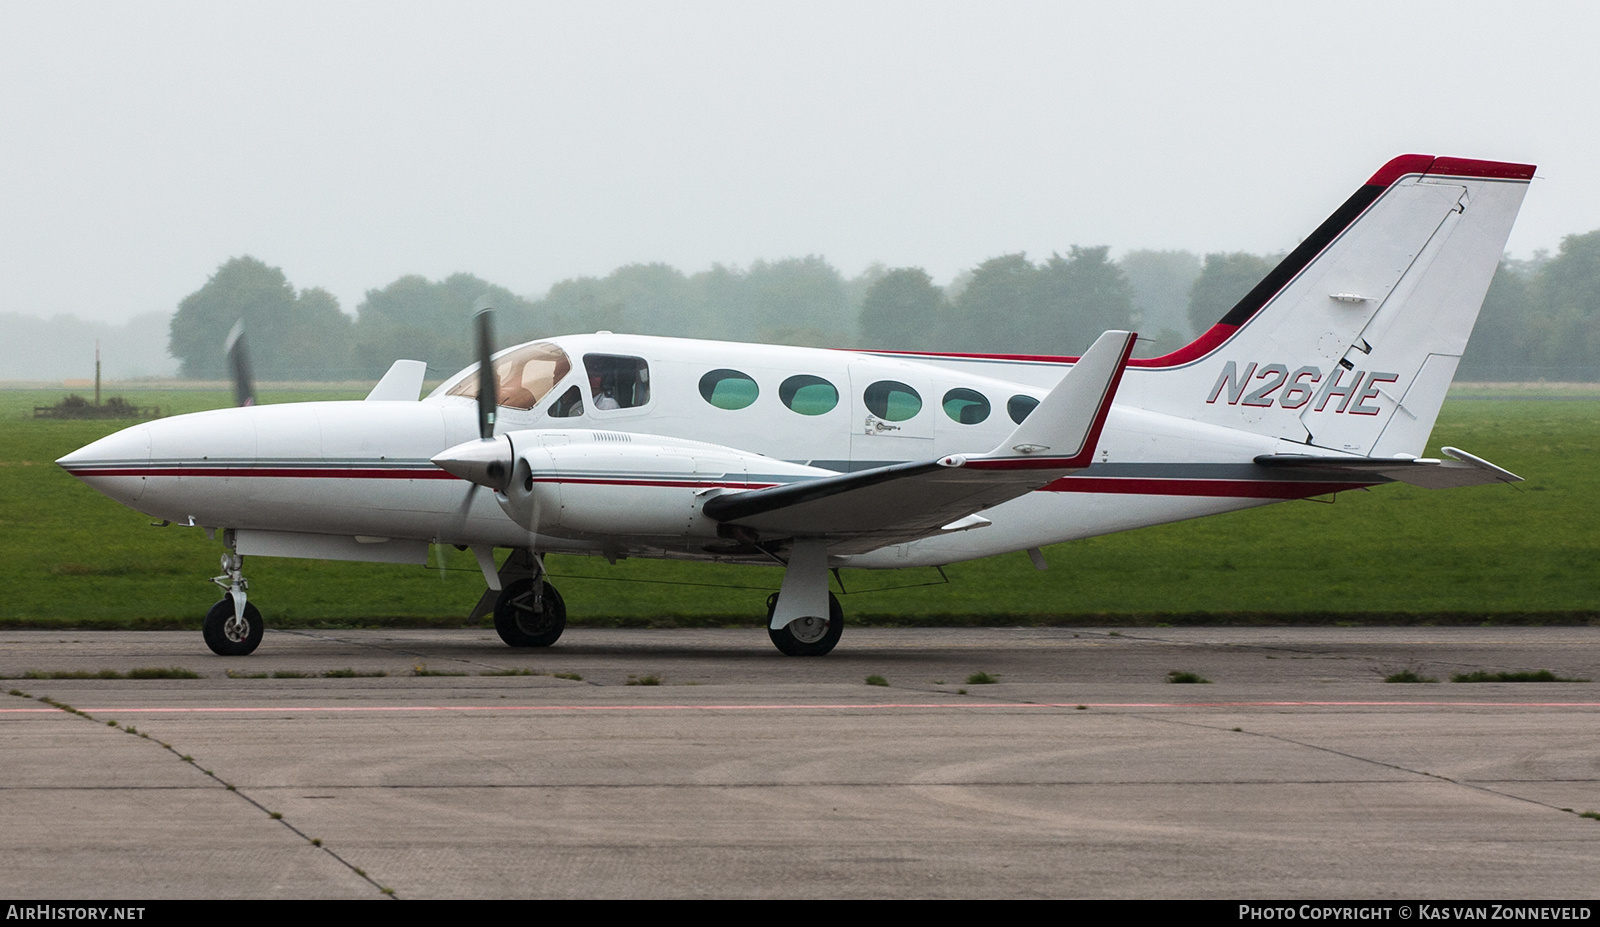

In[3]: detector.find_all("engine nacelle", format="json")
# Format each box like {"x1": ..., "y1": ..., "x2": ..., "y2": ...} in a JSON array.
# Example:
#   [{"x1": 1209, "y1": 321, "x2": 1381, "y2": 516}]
[{"x1": 489, "y1": 430, "x2": 818, "y2": 541}]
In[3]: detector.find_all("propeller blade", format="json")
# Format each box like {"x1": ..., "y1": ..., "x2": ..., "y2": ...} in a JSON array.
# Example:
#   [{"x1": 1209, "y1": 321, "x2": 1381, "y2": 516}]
[
  {"x1": 224, "y1": 319, "x2": 256, "y2": 408},
  {"x1": 473, "y1": 300, "x2": 496, "y2": 440}
]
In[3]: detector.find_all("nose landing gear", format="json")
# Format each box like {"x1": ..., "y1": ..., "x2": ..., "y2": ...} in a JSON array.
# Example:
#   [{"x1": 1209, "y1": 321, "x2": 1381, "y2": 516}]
[{"x1": 203, "y1": 532, "x2": 263, "y2": 656}]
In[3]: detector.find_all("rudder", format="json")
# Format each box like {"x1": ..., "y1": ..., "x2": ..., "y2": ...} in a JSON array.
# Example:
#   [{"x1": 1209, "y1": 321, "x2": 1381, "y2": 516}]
[{"x1": 1127, "y1": 155, "x2": 1534, "y2": 458}]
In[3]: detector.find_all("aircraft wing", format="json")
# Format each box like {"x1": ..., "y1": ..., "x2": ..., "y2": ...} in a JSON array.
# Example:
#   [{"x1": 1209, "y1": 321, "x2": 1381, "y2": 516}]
[
  {"x1": 1253, "y1": 446, "x2": 1521, "y2": 489},
  {"x1": 702, "y1": 331, "x2": 1136, "y2": 550}
]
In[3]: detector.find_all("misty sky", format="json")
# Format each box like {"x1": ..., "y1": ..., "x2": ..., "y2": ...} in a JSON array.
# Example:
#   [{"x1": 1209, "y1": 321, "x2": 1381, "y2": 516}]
[{"x1": 3, "y1": 0, "x2": 1597, "y2": 324}]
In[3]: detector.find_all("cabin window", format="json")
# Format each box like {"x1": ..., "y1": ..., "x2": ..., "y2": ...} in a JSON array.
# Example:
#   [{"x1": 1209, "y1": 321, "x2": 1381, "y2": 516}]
[
  {"x1": 779, "y1": 375, "x2": 838, "y2": 416},
  {"x1": 582, "y1": 354, "x2": 650, "y2": 410},
  {"x1": 548, "y1": 385, "x2": 583, "y2": 418},
  {"x1": 1007, "y1": 394, "x2": 1039, "y2": 424},
  {"x1": 942, "y1": 388, "x2": 990, "y2": 425},
  {"x1": 445, "y1": 341, "x2": 571, "y2": 411},
  {"x1": 864, "y1": 380, "x2": 922, "y2": 422},
  {"x1": 698, "y1": 369, "x2": 759, "y2": 410}
]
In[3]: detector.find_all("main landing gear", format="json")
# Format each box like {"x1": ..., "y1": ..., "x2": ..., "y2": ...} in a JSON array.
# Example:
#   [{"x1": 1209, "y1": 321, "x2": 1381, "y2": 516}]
[
  {"x1": 764, "y1": 538, "x2": 843, "y2": 656},
  {"x1": 478, "y1": 548, "x2": 567, "y2": 648},
  {"x1": 203, "y1": 535, "x2": 263, "y2": 656},
  {"x1": 493, "y1": 577, "x2": 567, "y2": 647},
  {"x1": 766, "y1": 591, "x2": 843, "y2": 657}
]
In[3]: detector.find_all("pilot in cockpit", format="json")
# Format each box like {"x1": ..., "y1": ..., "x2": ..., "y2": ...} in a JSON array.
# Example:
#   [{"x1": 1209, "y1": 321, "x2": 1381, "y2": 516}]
[{"x1": 589, "y1": 373, "x2": 621, "y2": 410}]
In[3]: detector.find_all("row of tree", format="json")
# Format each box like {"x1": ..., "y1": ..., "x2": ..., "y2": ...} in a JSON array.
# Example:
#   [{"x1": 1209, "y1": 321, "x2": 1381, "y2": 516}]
[{"x1": 169, "y1": 231, "x2": 1600, "y2": 381}]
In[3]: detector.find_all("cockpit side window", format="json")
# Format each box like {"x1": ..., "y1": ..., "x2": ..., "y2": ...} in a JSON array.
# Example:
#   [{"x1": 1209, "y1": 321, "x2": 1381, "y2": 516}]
[
  {"x1": 445, "y1": 342, "x2": 572, "y2": 412},
  {"x1": 548, "y1": 385, "x2": 584, "y2": 418},
  {"x1": 582, "y1": 354, "x2": 650, "y2": 410}
]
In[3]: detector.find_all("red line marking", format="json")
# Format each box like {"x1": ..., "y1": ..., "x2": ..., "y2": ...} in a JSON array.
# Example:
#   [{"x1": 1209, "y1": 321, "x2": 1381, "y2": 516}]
[{"x1": 1, "y1": 700, "x2": 1592, "y2": 716}]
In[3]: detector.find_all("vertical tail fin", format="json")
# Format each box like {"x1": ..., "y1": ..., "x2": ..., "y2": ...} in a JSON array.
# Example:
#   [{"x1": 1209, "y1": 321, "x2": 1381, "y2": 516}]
[{"x1": 1128, "y1": 155, "x2": 1533, "y2": 457}]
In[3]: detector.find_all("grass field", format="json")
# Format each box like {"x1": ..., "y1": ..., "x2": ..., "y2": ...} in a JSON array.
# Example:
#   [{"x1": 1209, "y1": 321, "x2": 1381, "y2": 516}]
[{"x1": 2, "y1": 385, "x2": 1596, "y2": 629}]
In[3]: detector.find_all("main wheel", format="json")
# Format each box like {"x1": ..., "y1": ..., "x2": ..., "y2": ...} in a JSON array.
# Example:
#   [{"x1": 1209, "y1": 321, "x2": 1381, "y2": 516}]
[
  {"x1": 494, "y1": 579, "x2": 566, "y2": 647},
  {"x1": 203, "y1": 596, "x2": 263, "y2": 656},
  {"x1": 766, "y1": 591, "x2": 844, "y2": 657}
]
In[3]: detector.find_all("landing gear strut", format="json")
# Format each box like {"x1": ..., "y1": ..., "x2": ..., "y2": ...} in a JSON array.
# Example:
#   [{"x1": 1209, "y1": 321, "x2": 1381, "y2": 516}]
[{"x1": 203, "y1": 533, "x2": 263, "y2": 656}]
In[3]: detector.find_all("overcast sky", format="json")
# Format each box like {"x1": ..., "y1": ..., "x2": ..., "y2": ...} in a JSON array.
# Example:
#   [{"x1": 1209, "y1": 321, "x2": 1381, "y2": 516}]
[{"x1": 3, "y1": 0, "x2": 1596, "y2": 324}]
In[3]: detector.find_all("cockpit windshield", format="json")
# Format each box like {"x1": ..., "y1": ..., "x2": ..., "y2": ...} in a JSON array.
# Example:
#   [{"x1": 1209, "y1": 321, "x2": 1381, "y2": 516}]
[{"x1": 445, "y1": 342, "x2": 572, "y2": 411}]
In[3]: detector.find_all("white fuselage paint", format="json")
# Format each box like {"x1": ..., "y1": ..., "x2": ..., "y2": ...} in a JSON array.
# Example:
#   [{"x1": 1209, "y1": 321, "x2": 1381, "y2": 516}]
[
  {"x1": 62, "y1": 332, "x2": 1293, "y2": 570},
  {"x1": 62, "y1": 161, "x2": 1534, "y2": 574}
]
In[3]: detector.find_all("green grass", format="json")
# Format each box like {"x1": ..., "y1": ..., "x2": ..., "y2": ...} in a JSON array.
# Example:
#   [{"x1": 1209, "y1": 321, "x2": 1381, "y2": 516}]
[
  {"x1": 865, "y1": 674, "x2": 888, "y2": 687},
  {"x1": 3, "y1": 388, "x2": 1598, "y2": 627},
  {"x1": 1166, "y1": 670, "x2": 1211, "y2": 684},
  {"x1": 965, "y1": 671, "x2": 998, "y2": 685},
  {"x1": 17, "y1": 667, "x2": 199, "y2": 679},
  {"x1": 411, "y1": 664, "x2": 466, "y2": 677},
  {"x1": 1450, "y1": 670, "x2": 1590, "y2": 683},
  {"x1": 1384, "y1": 670, "x2": 1439, "y2": 683}
]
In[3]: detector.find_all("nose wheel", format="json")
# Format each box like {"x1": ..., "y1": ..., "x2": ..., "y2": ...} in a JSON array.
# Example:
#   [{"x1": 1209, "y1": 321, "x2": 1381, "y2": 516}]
[
  {"x1": 202, "y1": 532, "x2": 263, "y2": 656},
  {"x1": 203, "y1": 595, "x2": 263, "y2": 656}
]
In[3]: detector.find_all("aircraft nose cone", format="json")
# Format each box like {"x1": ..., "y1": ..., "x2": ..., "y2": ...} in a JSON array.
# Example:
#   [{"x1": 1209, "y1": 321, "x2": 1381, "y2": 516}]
[
  {"x1": 432, "y1": 435, "x2": 514, "y2": 492},
  {"x1": 56, "y1": 423, "x2": 153, "y2": 504}
]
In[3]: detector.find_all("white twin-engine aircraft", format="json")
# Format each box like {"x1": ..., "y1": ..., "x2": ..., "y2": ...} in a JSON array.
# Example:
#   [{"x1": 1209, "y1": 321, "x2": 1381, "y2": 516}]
[{"x1": 59, "y1": 154, "x2": 1533, "y2": 657}]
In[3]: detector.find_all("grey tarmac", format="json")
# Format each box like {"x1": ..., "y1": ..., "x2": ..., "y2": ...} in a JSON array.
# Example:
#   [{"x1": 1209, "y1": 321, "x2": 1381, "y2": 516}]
[{"x1": 1, "y1": 626, "x2": 1597, "y2": 899}]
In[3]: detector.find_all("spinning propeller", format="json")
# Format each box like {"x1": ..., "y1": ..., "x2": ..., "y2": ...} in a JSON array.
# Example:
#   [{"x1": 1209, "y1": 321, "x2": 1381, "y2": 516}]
[
  {"x1": 433, "y1": 299, "x2": 535, "y2": 545},
  {"x1": 224, "y1": 320, "x2": 256, "y2": 407},
  {"x1": 431, "y1": 298, "x2": 548, "y2": 594},
  {"x1": 436, "y1": 299, "x2": 517, "y2": 495},
  {"x1": 474, "y1": 300, "x2": 497, "y2": 442}
]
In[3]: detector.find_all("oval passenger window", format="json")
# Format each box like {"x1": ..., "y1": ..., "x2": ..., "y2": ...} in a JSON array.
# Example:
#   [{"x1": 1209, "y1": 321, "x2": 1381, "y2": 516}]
[
  {"x1": 779, "y1": 375, "x2": 839, "y2": 416},
  {"x1": 1007, "y1": 394, "x2": 1040, "y2": 424},
  {"x1": 698, "y1": 369, "x2": 759, "y2": 410},
  {"x1": 942, "y1": 388, "x2": 990, "y2": 424},
  {"x1": 864, "y1": 380, "x2": 922, "y2": 422}
]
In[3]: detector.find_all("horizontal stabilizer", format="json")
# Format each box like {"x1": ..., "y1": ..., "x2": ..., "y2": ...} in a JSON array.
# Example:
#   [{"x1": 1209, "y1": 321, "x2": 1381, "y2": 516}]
[
  {"x1": 1253, "y1": 446, "x2": 1521, "y2": 489},
  {"x1": 701, "y1": 331, "x2": 1135, "y2": 550},
  {"x1": 979, "y1": 330, "x2": 1136, "y2": 468}
]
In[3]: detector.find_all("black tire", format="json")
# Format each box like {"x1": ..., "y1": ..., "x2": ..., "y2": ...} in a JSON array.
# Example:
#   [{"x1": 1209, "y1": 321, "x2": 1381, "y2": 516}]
[
  {"x1": 766, "y1": 591, "x2": 843, "y2": 657},
  {"x1": 494, "y1": 579, "x2": 566, "y2": 647},
  {"x1": 203, "y1": 596, "x2": 263, "y2": 656}
]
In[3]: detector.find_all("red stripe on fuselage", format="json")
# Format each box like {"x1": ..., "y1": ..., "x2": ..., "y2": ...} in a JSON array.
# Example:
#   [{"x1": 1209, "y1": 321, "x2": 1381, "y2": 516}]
[
  {"x1": 527, "y1": 478, "x2": 779, "y2": 490},
  {"x1": 63, "y1": 466, "x2": 459, "y2": 480},
  {"x1": 68, "y1": 464, "x2": 1370, "y2": 500},
  {"x1": 854, "y1": 321, "x2": 1240, "y2": 370}
]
